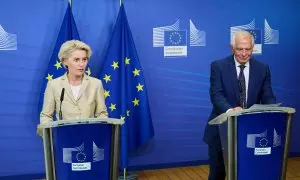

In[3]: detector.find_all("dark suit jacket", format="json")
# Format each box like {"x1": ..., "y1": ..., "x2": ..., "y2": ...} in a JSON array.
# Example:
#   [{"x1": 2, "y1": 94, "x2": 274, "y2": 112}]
[{"x1": 203, "y1": 55, "x2": 276, "y2": 146}]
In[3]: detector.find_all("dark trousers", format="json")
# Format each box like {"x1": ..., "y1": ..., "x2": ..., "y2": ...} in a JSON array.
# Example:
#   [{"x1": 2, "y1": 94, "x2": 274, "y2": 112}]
[{"x1": 208, "y1": 138, "x2": 226, "y2": 180}]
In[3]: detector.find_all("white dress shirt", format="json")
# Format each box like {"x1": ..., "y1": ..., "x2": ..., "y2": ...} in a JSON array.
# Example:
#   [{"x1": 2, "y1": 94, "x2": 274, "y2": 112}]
[{"x1": 70, "y1": 84, "x2": 82, "y2": 100}]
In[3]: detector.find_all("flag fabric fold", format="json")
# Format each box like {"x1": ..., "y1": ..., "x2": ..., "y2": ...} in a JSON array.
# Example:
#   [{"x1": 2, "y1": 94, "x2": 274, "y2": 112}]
[{"x1": 98, "y1": 4, "x2": 154, "y2": 168}]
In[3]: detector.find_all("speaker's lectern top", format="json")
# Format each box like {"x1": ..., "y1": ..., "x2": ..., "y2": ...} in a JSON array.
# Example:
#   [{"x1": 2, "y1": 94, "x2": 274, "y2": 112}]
[
  {"x1": 209, "y1": 106, "x2": 295, "y2": 125},
  {"x1": 38, "y1": 117, "x2": 124, "y2": 129}
]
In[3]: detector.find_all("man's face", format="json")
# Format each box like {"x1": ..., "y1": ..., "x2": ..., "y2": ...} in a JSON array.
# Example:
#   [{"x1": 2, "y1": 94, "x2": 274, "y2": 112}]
[{"x1": 231, "y1": 36, "x2": 253, "y2": 64}]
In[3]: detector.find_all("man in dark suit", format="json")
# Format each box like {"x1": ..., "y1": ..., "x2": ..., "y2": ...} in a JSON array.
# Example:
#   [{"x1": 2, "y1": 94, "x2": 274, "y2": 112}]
[{"x1": 203, "y1": 31, "x2": 276, "y2": 180}]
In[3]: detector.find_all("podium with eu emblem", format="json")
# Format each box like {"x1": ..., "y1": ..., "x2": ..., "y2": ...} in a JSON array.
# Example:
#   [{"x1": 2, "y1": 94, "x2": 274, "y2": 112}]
[
  {"x1": 209, "y1": 105, "x2": 295, "y2": 180},
  {"x1": 38, "y1": 118, "x2": 124, "y2": 180}
]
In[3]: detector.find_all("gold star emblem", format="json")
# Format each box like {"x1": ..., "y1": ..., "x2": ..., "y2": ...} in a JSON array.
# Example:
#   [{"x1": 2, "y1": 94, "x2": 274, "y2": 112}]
[
  {"x1": 125, "y1": 57, "x2": 130, "y2": 65},
  {"x1": 86, "y1": 67, "x2": 91, "y2": 76},
  {"x1": 126, "y1": 110, "x2": 130, "y2": 117},
  {"x1": 132, "y1": 68, "x2": 140, "y2": 77},
  {"x1": 120, "y1": 115, "x2": 125, "y2": 121},
  {"x1": 103, "y1": 74, "x2": 111, "y2": 83},
  {"x1": 136, "y1": 83, "x2": 144, "y2": 92},
  {"x1": 54, "y1": 61, "x2": 62, "y2": 70},
  {"x1": 46, "y1": 73, "x2": 53, "y2": 81},
  {"x1": 132, "y1": 98, "x2": 140, "y2": 106},
  {"x1": 104, "y1": 90, "x2": 110, "y2": 98},
  {"x1": 109, "y1": 103, "x2": 116, "y2": 112},
  {"x1": 111, "y1": 61, "x2": 119, "y2": 70}
]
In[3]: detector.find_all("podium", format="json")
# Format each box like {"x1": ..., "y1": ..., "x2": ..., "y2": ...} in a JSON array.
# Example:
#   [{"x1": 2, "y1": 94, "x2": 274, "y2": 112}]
[
  {"x1": 38, "y1": 118, "x2": 124, "y2": 180},
  {"x1": 209, "y1": 106, "x2": 295, "y2": 180}
]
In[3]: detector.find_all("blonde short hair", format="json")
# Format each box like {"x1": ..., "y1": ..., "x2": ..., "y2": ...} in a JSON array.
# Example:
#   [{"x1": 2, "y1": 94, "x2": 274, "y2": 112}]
[{"x1": 58, "y1": 40, "x2": 92, "y2": 64}]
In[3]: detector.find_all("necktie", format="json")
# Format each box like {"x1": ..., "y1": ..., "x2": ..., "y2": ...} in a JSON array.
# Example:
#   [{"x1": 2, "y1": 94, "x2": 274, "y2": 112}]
[{"x1": 238, "y1": 65, "x2": 246, "y2": 108}]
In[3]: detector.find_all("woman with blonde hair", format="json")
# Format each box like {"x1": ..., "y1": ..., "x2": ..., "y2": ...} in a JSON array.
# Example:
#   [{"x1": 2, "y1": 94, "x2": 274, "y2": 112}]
[{"x1": 39, "y1": 40, "x2": 108, "y2": 133}]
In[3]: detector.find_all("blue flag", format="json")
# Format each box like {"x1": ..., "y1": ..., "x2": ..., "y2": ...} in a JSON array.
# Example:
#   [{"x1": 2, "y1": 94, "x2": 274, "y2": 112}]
[
  {"x1": 38, "y1": 4, "x2": 91, "y2": 120},
  {"x1": 98, "y1": 4, "x2": 154, "y2": 168},
  {"x1": 164, "y1": 30, "x2": 187, "y2": 46}
]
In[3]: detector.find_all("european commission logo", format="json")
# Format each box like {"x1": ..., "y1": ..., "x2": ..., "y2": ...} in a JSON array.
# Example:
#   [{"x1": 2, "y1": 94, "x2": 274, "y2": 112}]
[
  {"x1": 246, "y1": 129, "x2": 282, "y2": 155},
  {"x1": 0, "y1": 24, "x2": 17, "y2": 50},
  {"x1": 230, "y1": 19, "x2": 279, "y2": 54},
  {"x1": 63, "y1": 142, "x2": 104, "y2": 171},
  {"x1": 153, "y1": 19, "x2": 206, "y2": 58},
  {"x1": 164, "y1": 30, "x2": 187, "y2": 57}
]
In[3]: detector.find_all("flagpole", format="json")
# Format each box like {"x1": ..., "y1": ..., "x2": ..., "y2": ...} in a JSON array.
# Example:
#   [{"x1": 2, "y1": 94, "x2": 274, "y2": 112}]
[
  {"x1": 124, "y1": 168, "x2": 126, "y2": 180},
  {"x1": 120, "y1": 0, "x2": 125, "y2": 177},
  {"x1": 118, "y1": 2, "x2": 126, "y2": 180},
  {"x1": 122, "y1": 2, "x2": 125, "y2": 180}
]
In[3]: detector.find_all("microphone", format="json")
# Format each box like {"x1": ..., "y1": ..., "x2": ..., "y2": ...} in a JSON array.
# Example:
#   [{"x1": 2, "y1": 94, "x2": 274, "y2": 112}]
[{"x1": 59, "y1": 88, "x2": 65, "y2": 120}]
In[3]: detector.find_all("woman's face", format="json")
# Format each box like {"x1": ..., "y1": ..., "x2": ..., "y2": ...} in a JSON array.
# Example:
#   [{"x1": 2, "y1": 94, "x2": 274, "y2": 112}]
[{"x1": 63, "y1": 49, "x2": 88, "y2": 77}]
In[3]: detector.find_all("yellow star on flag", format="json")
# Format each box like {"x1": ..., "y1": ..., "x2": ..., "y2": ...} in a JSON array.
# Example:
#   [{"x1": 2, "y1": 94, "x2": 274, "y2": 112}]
[
  {"x1": 104, "y1": 90, "x2": 110, "y2": 98},
  {"x1": 136, "y1": 83, "x2": 144, "y2": 92},
  {"x1": 126, "y1": 110, "x2": 130, "y2": 117},
  {"x1": 103, "y1": 74, "x2": 111, "y2": 83},
  {"x1": 46, "y1": 74, "x2": 53, "y2": 81},
  {"x1": 120, "y1": 115, "x2": 125, "y2": 121},
  {"x1": 86, "y1": 67, "x2": 91, "y2": 76},
  {"x1": 125, "y1": 57, "x2": 130, "y2": 65},
  {"x1": 111, "y1": 61, "x2": 119, "y2": 70},
  {"x1": 109, "y1": 103, "x2": 116, "y2": 112},
  {"x1": 132, "y1": 68, "x2": 140, "y2": 77},
  {"x1": 132, "y1": 98, "x2": 140, "y2": 106},
  {"x1": 54, "y1": 61, "x2": 62, "y2": 70}
]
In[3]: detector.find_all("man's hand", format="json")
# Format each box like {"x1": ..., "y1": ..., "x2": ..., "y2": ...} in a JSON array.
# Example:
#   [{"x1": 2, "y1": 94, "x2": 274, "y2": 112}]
[
  {"x1": 227, "y1": 106, "x2": 243, "y2": 113},
  {"x1": 233, "y1": 106, "x2": 243, "y2": 111}
]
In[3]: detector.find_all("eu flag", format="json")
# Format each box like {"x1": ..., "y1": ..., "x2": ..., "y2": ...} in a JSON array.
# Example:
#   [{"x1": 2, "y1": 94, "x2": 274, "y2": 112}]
[
  {"x1": 164, "y1": 30, "x2": 187, "y2": 46},
  {"x1": 98, "y1": 4, "x2": 154, "y2": 168},
  {"x1": 38, "y1": 3, "x2": 91, "y2": 121}
]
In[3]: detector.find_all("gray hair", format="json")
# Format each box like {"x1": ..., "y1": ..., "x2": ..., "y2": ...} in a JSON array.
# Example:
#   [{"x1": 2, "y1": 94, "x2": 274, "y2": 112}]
[{"x1": 231, "y1": 31, "x2": 255, "y2": 47}]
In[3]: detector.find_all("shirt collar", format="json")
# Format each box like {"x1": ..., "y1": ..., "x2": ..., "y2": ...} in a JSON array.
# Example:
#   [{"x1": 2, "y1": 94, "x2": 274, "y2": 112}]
[{"x1": 233, "y1": 56, "x2": 250, "y2": 68}]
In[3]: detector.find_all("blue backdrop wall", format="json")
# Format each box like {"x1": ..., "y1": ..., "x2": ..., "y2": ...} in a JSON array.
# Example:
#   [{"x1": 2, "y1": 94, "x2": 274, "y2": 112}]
[{"x1": 0, "y1": 0, "x2": 299, "y2": 177}]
